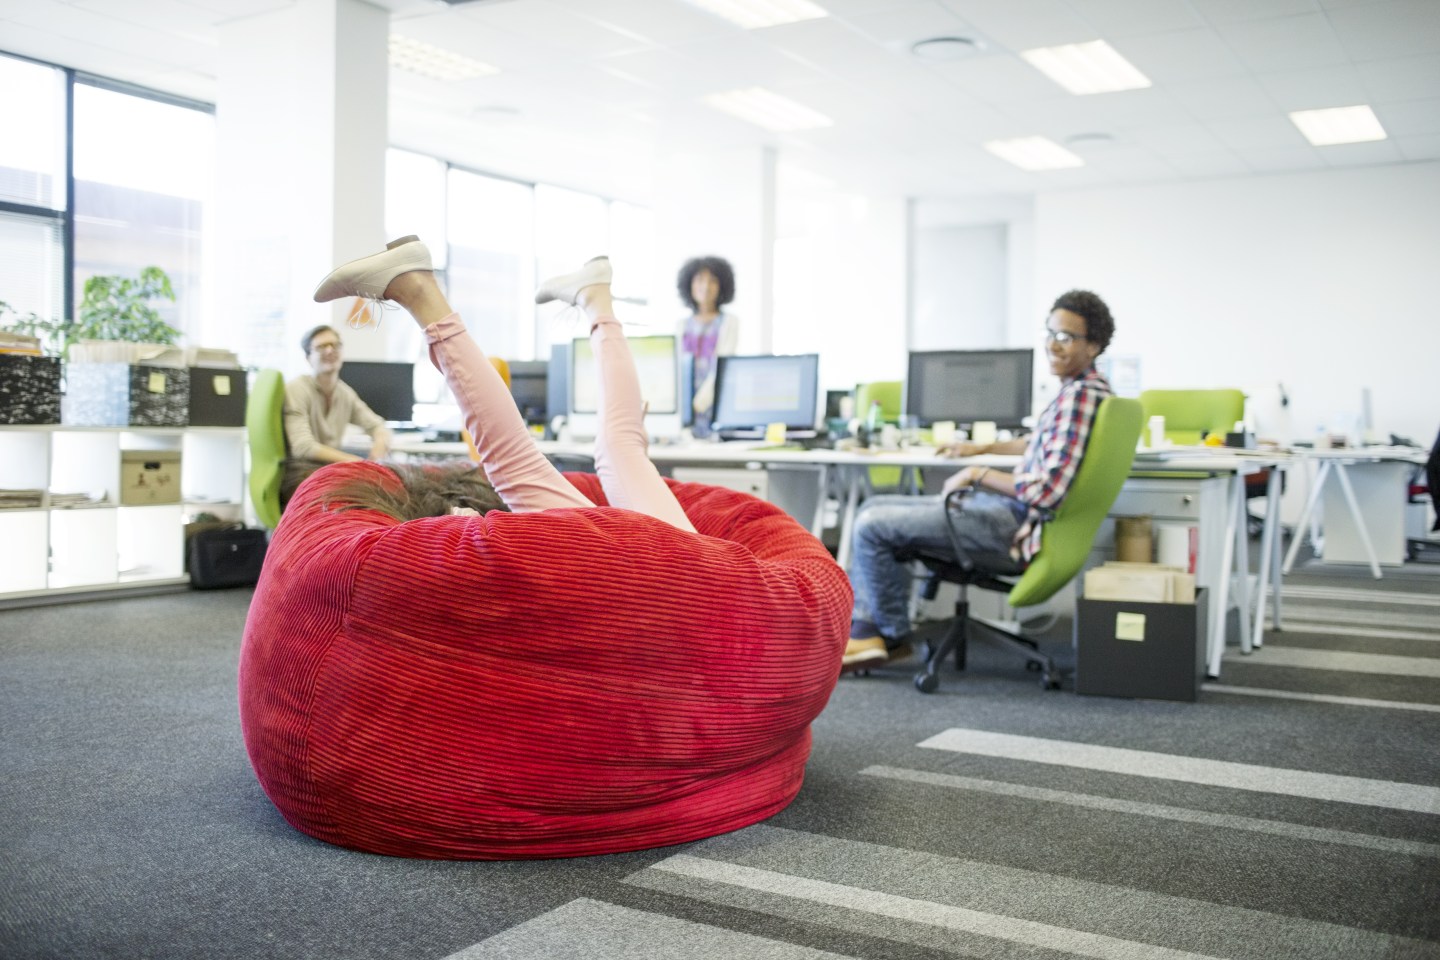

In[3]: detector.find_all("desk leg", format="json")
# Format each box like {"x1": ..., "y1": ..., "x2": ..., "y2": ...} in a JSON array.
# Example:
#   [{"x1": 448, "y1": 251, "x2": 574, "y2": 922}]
[
  {"x1": 1233, "y1": 474, "x2": 1253, "y2": 656},
  {"x1": 1332, "y1": 462, "x2": 1383, "y2": 579},
  {"x1": 1253, "y1": 465, "x2": 1283, "y2": 648},
  {"x1": 1208, "y1": 481, "x2": 1240, "y2": 679},
  {"x1": 811, "y1": 464, "x2": 829, "y2": 540},
  {"x1": 1283, "y1": 460, "x2": 1331, "y2": 575},
  {"x1": 836, "y1": 467, "x2": 863, "y2": 571}
]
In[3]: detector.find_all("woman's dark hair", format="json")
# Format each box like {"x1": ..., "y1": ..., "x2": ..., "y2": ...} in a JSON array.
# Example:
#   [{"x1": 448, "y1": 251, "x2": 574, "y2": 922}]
[
  {"x1": 300, "y1": 324, "x2": 339, "y2": 356},
  {"x1": 1050, "y1": 289, "x2": 1115, "y2": 355},
  {"x1": 322, "y1": 462, "x2": 509, "y2": 523},
  {"x1": 676, "y1": 256, "x2": 736, "y2": 311}
]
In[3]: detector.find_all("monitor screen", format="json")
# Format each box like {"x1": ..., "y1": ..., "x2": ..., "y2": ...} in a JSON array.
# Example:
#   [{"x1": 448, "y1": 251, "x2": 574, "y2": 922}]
[
  {"x1": 904, "y1": 348, "x2": 1034, "y2": 430},
  {"x1": 712, "y1": 354, "x2": 820, "y2": 436},
  {"x1": 570, "y1": 334, "x2": 679, "y2": 416},
  {"x1": 506, "y1": 360, "x2": 548, "y2": 425},
  {"x1": 342, "y1": 361, "x2": 417, "y2": 424}
]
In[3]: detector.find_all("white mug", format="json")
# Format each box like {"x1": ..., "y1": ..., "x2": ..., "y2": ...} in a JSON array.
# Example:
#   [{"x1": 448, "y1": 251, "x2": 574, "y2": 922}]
[
  {"x1": 971, "y1": 421, "x2": 998, "y2": 446},
  {"x1": 1148, "y1": 415, "x2": 1166, "y2": 448}
]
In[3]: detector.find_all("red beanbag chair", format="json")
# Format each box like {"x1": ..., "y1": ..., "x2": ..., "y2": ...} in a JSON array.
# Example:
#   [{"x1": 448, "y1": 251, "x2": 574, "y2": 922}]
[{"x1": 238, "y1": 461, "x2": 850, "y2": 860}]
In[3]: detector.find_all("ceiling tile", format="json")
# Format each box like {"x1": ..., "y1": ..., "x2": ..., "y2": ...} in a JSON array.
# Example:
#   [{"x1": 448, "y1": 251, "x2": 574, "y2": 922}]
[
  {"x1": 1215, "y1": 13, "x2": 1350, "y2": 73},
  {"x1": 1372, "y1": 97, "x2": 1440, "y2": 135},
  {"x1": 1356, "y1": 51, "x2": 1440, "y2": 100},
  {"x1": 1063, "y1": 0, "x2": 1205, "y2": 37},
  {"x1": 1000, "y1": 87, "x2": 1188, "y2": 136},
  {"x1": 547, "y1": 0, "x2": 733, "y2": 46},
  {"x1": 1256, "y1": 64, "x2": 1370, "y2": 110},
  {"x1": 1168, "y1": 76, "x2": 1281, "y2": 120},
  {"x1": 1394, "y1": 132, "x2": 1440, "y2": 158},
  {"x1": 1127, "y1": 122, "x2": 1232, "y2": 155},
  {"x1": 1187, "y1": 0, "x2": 1317, "y2": 24},
  {"x1": 1318, "y1": 138, "x2": 1403, "y2": 164},
  {"x1": 1327, "y1": 0, "x2": 1440, "y2": 61},
  {"x1": 1234, "y1": 145, "x2": 1327, "y2": 171},
  {"x1": 1206, "y1": 114, "x2": 1312, "y2": 149},
  {"x1": 1110, "y1": 28, "x2": 1248, "y2": 84},
  {"x1": 938, "y1": 0, "x2": 1095, "y2": 50},
  {"x1": 455, "y1": 0, "x2": 654, "y2": 57},
  {"x1": 1165, "y1": 151, "x2": 1252, "y2": 177},
  {"x1": 763, "y1": 17, "x2": 911, "y2": 77},
  {"x1": 928, "y1": 52, "x2": 1067, "y2": 102}
]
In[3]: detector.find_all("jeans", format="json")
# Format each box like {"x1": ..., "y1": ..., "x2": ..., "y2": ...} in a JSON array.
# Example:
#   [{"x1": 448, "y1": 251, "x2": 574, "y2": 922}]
[{"x1": 849, "y1": 491, "x2": 1023, "y2": 640}]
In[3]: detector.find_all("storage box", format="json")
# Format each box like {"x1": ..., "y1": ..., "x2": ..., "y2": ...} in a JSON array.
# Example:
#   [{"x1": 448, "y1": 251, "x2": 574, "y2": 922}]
[
  {"x1": 1084, "y1": 562, "x2": 1195, "y2": 603},
  {"x1": 64, "y1": 363, "x2": 190, "y2": 427},
  {"x1": 1075, "y1": 588, "x2": 1207, "y2": 702},
  {"x1": 0, "y1": 354, "x2": 62, "y2": 425},
  {"x1": 119, "y1": 450, "x2": 182, "y2": 505},
  {"x1": 187, "y1": 368, "x2": 247, "y2": 426}
]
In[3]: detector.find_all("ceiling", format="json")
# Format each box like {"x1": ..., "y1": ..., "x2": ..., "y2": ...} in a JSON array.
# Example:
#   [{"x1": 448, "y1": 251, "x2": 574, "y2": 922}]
[{"x1": 3, "y1": 0, "x2": 1438, "y2": 202}]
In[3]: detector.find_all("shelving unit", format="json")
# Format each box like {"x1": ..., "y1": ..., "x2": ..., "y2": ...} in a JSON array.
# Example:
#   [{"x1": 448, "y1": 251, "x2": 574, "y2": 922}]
[{"x1": 0, "y1": 425, "x2": 246, "y2": 606}]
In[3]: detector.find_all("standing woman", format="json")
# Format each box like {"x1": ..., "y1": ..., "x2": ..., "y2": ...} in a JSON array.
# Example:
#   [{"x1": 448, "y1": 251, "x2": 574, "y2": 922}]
[{"x1": 676, "y1": 256, "x2": 739, "y2": 438}]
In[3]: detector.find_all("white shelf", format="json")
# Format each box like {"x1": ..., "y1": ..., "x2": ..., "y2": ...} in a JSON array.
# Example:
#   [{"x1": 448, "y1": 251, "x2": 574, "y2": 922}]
[{"x1": 0, "y1": 424, "x2": 247, "y2": 603}]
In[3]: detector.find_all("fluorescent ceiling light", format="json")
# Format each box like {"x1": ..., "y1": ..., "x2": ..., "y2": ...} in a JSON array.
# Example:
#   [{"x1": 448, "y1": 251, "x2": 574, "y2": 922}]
[
  {"x1": 681, "y1": 0, "x2": 828, "y2": 30},
  {"x1": 389, "y1": 35, "x2": 499, "y2": 82},
  {"x1": 1289, "y1": 105, "x2": 1387, "y2": 146},
  {"x1": 1020, "y1": 40, "x2": 1150, "y2": 95},
  {"x1": 984, "y1": 136, "x2": 1084, "y2": 171},
  {"x1": 703, "y1": 87, "x2": 833, "y2": 131}
]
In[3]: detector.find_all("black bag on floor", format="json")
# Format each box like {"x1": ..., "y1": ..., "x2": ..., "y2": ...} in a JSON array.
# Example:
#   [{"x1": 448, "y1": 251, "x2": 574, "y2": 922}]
[{"x1": 188, "y1": 524, "x2": 268, "y2": 589}]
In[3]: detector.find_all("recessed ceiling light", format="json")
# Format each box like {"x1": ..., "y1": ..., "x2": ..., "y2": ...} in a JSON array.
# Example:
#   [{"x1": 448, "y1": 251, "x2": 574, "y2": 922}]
[
  {"x1": 680, "y1": 0, "x2": 828, "y2": 30},
  {"x1": 983, "y1": 136, "x2": 1085, "y2": 171},
  {"x1": 1020, "y1": 40, "x2": 1150, "y2": 95},
  {"x1": 1289, "y1": 105, "x2": 1387, "y2": 146},
  {"x1": 910, "y1": 37, "x2": 984, "y2": 62},
  {"x1": 389, "y1": 35, "x2": 499, "y2": 82},
  {"x1": 702, "y1": 87, "x2": 834, "y2": 132}
]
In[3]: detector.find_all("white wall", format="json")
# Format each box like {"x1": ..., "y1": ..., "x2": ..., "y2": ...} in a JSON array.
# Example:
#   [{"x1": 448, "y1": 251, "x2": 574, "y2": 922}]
[{"x1": 1033, "y1": 161, "x2": 1440, "y2": 446}]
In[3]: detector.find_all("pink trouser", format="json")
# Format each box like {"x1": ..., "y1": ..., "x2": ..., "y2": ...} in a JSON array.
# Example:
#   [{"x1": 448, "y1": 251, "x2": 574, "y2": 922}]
[{"x1": 424, "y1": 312, "x2": 695, "y2": 533}]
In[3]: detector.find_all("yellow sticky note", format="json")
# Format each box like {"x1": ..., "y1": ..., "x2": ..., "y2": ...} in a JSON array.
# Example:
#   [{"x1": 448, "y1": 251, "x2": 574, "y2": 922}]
[
  {"x1": 1115, "y1": 612, "x2": 1147, "y2": 642},
  {"x1": 212, "y1": 374, "x2": 231, "y2": 396},
  {"x1": 764, "y1": 421, "x2": 787, "y2": 445},
  {"x1": 147, "y1": 372, "x2": 167, "y2": 394}
]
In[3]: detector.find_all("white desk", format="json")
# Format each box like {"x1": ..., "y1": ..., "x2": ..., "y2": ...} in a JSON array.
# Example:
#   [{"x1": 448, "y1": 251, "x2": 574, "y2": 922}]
[
  {"x1": 391, "y1": 435, "x2": 1287, "y2": 679},
  {"x1": 1282, "y1": 446, "x2": 1428, "y2": 578}
]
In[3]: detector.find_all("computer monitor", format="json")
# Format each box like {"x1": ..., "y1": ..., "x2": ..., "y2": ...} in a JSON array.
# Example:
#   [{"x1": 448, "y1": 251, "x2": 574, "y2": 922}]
[
  {"x1": 904, "y1": 348, "x2": 1034, "y2": 430},
  {"x1": 712, "y1": 354, "x2": 821, "y2": 438},
  {"x1": 342, "y1": 361, "x2": 417, "y2": 424},
  {"x1": 568, "y1": 334, "x2": 680, "y2": 440},
  {"x1": 506, "y1": 360, "x2": 548, "y2": 426}
]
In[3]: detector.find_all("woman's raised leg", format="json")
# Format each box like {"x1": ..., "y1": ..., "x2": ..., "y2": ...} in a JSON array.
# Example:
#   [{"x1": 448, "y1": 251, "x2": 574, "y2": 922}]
[
  {"x1": 314, "y1": 238, "x2": 591, "y2": 513},
  {"x1": 537, "y1": 258, "x2": 695, "y2": 533}
]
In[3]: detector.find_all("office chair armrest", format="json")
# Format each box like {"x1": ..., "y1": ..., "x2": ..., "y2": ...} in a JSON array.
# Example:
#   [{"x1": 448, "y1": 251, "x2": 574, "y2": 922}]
[{"x1": 942, "y1": 488, "x2": 980, "y2": 573}]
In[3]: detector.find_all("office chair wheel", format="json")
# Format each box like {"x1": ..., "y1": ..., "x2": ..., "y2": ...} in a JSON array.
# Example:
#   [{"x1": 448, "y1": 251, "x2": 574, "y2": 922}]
[
  {"x1": 1040, "y1": 672, "x2": 1060, "y2": 690},
  {"x1": 915, "y1": 672, "x2": 939, "y2": 694}
]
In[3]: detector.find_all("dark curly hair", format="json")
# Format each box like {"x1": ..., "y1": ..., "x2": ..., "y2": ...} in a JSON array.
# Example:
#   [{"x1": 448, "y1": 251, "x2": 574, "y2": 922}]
[
  {"x1": 676, "y1": 256, "x2": 736, "y2": 312},
  {"x1": 322, "y1": 462, "x2": 509, "y2": 523},
  {"x1": 1050, "y1": 290, "x2": 1114, "y2": 355}
]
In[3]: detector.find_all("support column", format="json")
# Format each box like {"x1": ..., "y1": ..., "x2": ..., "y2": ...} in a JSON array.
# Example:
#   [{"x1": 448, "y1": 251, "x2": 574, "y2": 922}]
[{"x1": 213, "y1": 0, "x2": 389, "y2": 373}]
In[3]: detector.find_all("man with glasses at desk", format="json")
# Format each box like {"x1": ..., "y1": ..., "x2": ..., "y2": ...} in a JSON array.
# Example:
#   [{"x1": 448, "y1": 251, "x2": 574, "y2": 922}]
[
  {"x1": 280, "y1": 324, "x2": 392, "y2": 510},
  {"x1": 844, "y1": 290, "x2": 1116, "y2": 669}
]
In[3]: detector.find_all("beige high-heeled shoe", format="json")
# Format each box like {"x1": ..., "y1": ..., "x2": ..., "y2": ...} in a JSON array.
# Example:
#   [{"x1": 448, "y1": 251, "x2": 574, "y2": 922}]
[{"x1": 313, "y1": 236, "x2": 432, "y2": 303}]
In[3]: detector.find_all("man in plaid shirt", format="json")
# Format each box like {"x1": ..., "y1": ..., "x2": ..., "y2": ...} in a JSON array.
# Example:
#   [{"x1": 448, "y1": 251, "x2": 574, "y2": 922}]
[{"x1": 845, "y1": 290, "x2": 1115, "y2": 669}]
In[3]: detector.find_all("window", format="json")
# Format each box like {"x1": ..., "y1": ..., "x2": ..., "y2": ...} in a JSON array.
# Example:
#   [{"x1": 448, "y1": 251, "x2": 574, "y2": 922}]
[
  {"x1": 72, "y1": 83, "x2": 214, "y2": 342},
  {"x1": 0, "y1": 54, "x2": 67, "y2": 329}
]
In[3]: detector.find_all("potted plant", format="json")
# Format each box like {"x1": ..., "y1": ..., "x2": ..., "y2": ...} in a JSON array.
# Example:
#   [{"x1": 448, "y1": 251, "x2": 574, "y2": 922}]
[{"x1": 0, "y1": 266, "x2": 181, "y2": 359}]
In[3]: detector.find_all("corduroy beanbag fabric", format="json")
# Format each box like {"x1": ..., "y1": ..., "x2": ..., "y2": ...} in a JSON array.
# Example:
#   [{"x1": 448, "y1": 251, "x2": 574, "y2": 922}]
[{"x1": 238, "y1": 461, "x2": 850, "y2": 860}]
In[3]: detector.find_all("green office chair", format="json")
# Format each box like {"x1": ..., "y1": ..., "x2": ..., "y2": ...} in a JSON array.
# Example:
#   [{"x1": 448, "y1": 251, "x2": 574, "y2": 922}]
[
  {"x1": 904, "y1": 397, "x2": 1144, "y2": 693},
  {"x1": 246, "y1": 369, "x2": 286, "y2": 530},
  {"x1": 1138, "y1": 389, "x2": 1244, "y2": 445},
  {"x1": 855, "y1": 380, "x2": 906, "y2": 490}
]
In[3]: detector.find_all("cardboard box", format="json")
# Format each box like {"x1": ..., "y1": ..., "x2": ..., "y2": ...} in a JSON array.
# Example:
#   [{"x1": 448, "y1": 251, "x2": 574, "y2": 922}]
[
  {"x1": 0, "y1": 354, "x2": 62, "y2": 425},
  {"x1": 187, "y1": 368, "x2": 247, "y2": 426},
  {"x1": 119, "y1": 450, "x2": 182, "y2": 505},
  {"x1": 1075, "y1": 588, "x2": 1207, "y2": 702},
  {"x1": 63, "y1": 363, "x2": 190, "y2": 427},
  {"x1": 1084, "y1": 562, "x2": 1196, "y2": 603}
]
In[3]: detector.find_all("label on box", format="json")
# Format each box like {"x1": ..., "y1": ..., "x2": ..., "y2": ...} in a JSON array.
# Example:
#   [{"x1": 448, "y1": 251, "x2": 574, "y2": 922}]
[
  {"x1": 1115, "y1": 613, "x2": 1147, "y2": 641},
  {"x1": 148, "y1": 371, "x2": 167, "y2": 394},
  {"x1": 213, "y1": 374, "x2": 231, "y2": 396},
  {"x1": 764, "y1": 421, "x2": 787, "y2": 445}
]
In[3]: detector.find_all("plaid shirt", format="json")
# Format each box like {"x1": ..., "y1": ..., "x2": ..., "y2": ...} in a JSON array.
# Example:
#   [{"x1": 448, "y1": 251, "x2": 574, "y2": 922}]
[{"x1": 1010, "y1": 366, "x2": 1112, "y2": 561}]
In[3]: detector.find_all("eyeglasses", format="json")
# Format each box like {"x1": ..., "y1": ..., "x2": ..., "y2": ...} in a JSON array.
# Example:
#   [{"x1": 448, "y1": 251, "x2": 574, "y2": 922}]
[
  {"x1": 1044, "y1": 327, "x2": 1088, "y2": 346},
  {"x1": 310, "y1": 341, "x2": 342, "y2": 354}
]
